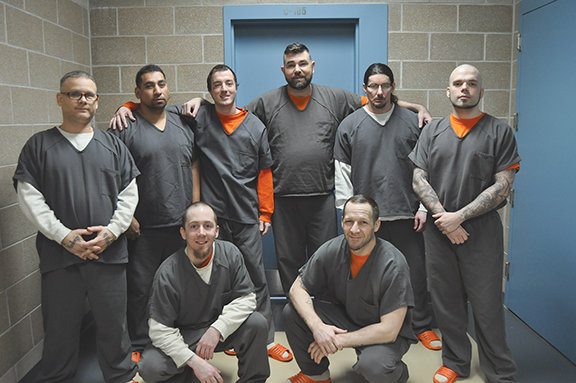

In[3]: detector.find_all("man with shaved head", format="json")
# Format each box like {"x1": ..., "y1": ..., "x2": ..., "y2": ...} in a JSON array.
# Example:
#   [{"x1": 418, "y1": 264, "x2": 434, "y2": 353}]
[{"x1": 409, "y1": 64, "x2": 520, "y2": 383}]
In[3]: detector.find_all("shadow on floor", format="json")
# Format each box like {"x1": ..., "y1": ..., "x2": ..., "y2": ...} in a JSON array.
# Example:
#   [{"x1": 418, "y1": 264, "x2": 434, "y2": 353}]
[{"x1": 20, "y1": 302, "x2": 576, "y2": 383}]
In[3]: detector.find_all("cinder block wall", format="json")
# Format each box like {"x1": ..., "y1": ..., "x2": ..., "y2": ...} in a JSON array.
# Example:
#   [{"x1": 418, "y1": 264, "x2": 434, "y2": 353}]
[
  {"x1": 0, "y1": 1, "x2": 517, "y2": 381},
  {"x1": 0, "y1": 0, "x2": 91, "y2": 382}
]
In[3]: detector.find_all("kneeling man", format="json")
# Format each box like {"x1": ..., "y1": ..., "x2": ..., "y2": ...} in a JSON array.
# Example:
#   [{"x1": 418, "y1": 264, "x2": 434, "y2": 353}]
[
  {"x1": 139, "y1": 202, "x2": 269, "y2": 383},
  {"x1": 284, "y1": 195, "x2": 417, "y2": 383}
]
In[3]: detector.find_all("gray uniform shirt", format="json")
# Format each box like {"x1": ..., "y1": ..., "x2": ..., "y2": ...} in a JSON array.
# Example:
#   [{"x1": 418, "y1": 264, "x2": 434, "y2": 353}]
[
  {"x1": 149, "y1": 240, "x2": 255, "y2": 331},
  {"x1": 246, "y1": 84, "x2": 362, "y2": 196},
  {"x1": 13, "y1": 127, "x2": 140, "y2": 273},
  {"x1": 172, "y1": 104, "x2": 272, "y2": 224},
  {"x1": 300, "y1": 235, "x2": 416, "y2": 342},
  {"x1": 409, "y1": 114, "x2": 521, "y2": 212},
  {"x1": 334, "y1": 106, "x2": 421, "y2": 217},
  {"x1": 109, "y1": 109, "x2": 197, "y2": 228}
]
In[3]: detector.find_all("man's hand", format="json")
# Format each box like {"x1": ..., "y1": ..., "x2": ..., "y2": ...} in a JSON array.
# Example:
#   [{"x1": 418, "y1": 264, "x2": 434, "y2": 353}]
[
  {"x1": 413, "y1": 210, "x2": 427, "y2": 233},
  {"x1": 307, "y1": 341, "x2": 329, "y2": 364},
  {"x1": 446, "y1": 226, "x2": 470, "y2": 245},
  {"x1": 61, "y1": 229, "x2": 99, "y2": 260},
  {"x1": 85, "y1": 226, "x2": 117, "y2": 255},
  {"x1": 187, "y1": 355, "x2": 223, "y2": 383},
  {"x1": 259, "y1": 220, "x2": 271, "y2": 236},
  {"x1": 126, "y1": 217, "x2": 141, "y2": 240},
  {"x1": 195, "y1": 327, "x2": 221, "y2": 360},
  {"x1": 182, "y1": 98, "x2": 203, "y2": 117},
  {"x1": 108, "y1": 106, "x2": 135, "y2": 130},
  {"x1": 418, "y1": 107, "x2": 433, "y2": 128},
  {"x1": 309, "y1": 323, "x2": 346, "y2": 363},
  {"x1": 432, "y1": 211, "x2": 464, "y2": 235}
]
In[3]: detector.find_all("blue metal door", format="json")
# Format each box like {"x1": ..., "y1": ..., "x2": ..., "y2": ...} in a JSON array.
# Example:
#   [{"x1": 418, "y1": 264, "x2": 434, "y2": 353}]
[
  {"x1": 223, "y1": 4, "x2": 388, "y2": 270},
  {"x1": 507, "y1": 0, "x2": 576, "y2": 363}
]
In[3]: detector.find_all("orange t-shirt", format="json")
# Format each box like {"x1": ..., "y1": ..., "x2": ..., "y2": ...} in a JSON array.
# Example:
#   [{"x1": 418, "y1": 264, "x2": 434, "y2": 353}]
[
  {"x1": 199, "y1": 250, "x2": 213, "y2": 268},
  {"x1": 350, "y1": 250, "x2": 370, "y2": 279},
  {"x1": 450, "y1": 113, "x2": 520, "y2": 172}
]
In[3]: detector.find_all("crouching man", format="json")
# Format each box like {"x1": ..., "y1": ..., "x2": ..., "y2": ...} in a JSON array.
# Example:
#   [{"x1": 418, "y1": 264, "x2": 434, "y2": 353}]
[
  {"x1": 139, "y1": 202, "x2": 269, "y2": 383},
  {"x1": 284, "y1": 195, "x2": 417, "y2": 383}
]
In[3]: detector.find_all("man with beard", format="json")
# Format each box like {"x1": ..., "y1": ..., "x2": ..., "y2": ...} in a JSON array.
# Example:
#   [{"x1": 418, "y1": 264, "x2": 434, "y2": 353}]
[
  {"x1": 109, "y1": 64, "x2": 200, "y2": 356},
  {"x1": 334, "y1": 63, "x2": 441, "y2": 352},
  {"x1": 111, "y1": 43, "x2": 430, "y2": 311},
  {"x1": 238, "y1": 43, "x2": 431, "y2": 295},
  {"x1": 283, "y1": 195, "x2": 416, "y2": 383},
  {"x1": 109, "y1": 65, "x2": 291, "y2": 362},
  {"x1": 409, "y1": 64, "x2": 519, "y2": 383},
  {"x1": 139, "y1": 202, "x2": 269, "y2": 383}
]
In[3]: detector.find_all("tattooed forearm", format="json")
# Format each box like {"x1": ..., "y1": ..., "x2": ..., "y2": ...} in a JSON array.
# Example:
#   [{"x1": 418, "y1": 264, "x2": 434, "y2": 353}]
[
  {"x1": 103, "y1": 232, "x2": 114, "y2": 247},
  {"x1": 459, "y1": 169, "x2": 516, "y2": 221},
  {"x1": 412, "y1": 168, "x2": 445, "y2": 215},
  {"x1": 64, "y1": 235, "x2": 81, "y2": 249}
]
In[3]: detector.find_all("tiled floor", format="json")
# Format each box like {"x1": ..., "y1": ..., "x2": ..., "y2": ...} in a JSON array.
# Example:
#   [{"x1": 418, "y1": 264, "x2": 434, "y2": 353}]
[{"x1": 20, "y1": 307, "x2": 576, "y2": 383}]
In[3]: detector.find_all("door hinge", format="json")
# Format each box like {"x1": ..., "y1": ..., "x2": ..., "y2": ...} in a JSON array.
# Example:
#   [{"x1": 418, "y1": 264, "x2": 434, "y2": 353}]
[
  {"x1": 513, "y1": 112, "x2": 519, "y2": 132},
  {"x1": 509, "y1": 188, "x2": 515, "y2": 208},
  {"x1": 517, "y1": 32, "x2": 522, "y2": 52},
  {"x1": 505, "y1": 261, "x2": 511, "y2": 280}
]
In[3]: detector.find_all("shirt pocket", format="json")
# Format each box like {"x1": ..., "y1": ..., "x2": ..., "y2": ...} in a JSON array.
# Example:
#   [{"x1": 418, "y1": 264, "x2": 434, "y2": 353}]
[
  {"x1": 100, "y1": 168, "x2": 120, "y2": 197},
  {"x1": 470, "y1": 151, "x2": 496, "y2": 181},
  {"x1": 351, "y1": 297, "x2": 380, "y2": 326},
  {"x1": 232, "y1": 151, "x2": 258, "y2": 179},
  {"x1": 179, "y1": 144, "x2": 194, "y2": 168},
  {"x1": 220, "y1": 290, "x2": 233, "y2": 306}
]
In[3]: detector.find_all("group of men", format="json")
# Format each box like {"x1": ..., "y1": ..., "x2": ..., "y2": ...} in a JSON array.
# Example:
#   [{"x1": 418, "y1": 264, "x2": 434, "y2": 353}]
[{"x1": 14, "y1": 41, "x2": 519, "y2": 383}]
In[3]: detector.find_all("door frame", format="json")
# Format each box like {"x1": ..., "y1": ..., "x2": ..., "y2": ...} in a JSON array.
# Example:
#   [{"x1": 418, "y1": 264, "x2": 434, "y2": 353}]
[{"x1": 223, "y1": 4, "x2": 388, "y2": 93}]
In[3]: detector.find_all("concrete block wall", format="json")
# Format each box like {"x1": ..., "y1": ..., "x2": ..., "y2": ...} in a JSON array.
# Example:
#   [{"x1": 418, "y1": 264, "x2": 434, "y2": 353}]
[
  {"x1": 0, "y1": 0, "x2": 90, "y2": 382},
  {"x1": 0, "y1": 1, "x2": 517, "y2": 381}
]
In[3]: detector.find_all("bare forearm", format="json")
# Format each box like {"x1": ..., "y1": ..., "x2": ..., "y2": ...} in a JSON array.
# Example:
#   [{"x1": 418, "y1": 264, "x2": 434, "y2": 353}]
[
  {"x1": 338, "y1": 307, "x2": 406, "y2": 348},
  {"x1": 289, "y1": 277, "x2": 323, "y2": 330},
  {"x1": 192, "y1": 160, "x2": 201, "y2": 202},
  {"x1": 457, "y1": 169, "x2": 516, "y2": 221},
  {"x1": 412, "y1": 168, "x2": 445, "y2": 215}
]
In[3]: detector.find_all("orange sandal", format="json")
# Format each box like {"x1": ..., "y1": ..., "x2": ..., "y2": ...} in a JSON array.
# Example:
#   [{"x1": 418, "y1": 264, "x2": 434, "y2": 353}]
[
  {"x1": 417, "y1": 330, "x2": 442, "y2": 350},
  {"x1": 433, "y1": 366, "x2": 459, "y2": 383},
  {"x1": 267, "y1": 343, "x2": 293, "y2": 362},
  {"x1": 287, "y1": 371, "x2": 331, "y2": 383},
  {"x1": 131, "y1": 351, "x2": 141, "y2": 362},
  {"x1": 224, "y1": 349, "x2": 237, "y2": 356}
]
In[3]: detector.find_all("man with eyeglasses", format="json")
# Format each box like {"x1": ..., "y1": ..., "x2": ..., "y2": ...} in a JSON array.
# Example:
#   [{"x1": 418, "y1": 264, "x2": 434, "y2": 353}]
[
  {"x1": 108, "y1": 64, "x2": 200, "y2": 357},
  {"x1": 13, "y1": 71, "x2": 142, "y2": 383},
  {"x1": 334, "y1": 63, "x2": 441, "y2": 352}
]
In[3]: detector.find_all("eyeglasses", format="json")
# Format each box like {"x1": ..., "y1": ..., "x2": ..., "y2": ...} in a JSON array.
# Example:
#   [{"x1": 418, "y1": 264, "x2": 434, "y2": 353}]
[
  {"x1": 366, "y1": 83, "x2": 392, "y2": 91},
  {"x1": 61, "y1": 91, "x2": 98, "y2": 102}
]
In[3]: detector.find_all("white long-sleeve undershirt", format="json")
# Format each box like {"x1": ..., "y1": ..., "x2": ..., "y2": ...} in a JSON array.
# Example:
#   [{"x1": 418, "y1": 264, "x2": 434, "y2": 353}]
[
  {"x1": 16, "y1": 128, "x2": 138, "y2": 243},
  {"x1": 149, "y1": 246, "x2": 257, "y2": 368}
]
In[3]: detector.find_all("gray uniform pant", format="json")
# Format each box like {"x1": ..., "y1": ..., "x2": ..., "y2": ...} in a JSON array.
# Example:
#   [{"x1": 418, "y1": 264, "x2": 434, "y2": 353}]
[
  {"x1": 218, "y1": 218, "x2": 275, "y2": 344},
  {"x1": 424, "y1": 211, "x2": 517, "y2": 382},
  {"x1": 37, "y1": 262, "x2": 136, "y2": 383},
  {"x1": 283, "y1": 301, "x2": 410, "y2": 383},
  {"x1": 272, "y1": 194, "x2": 338, "y2": 295},
  {"x1": 139, "y1": 312, "x2": 270, "y2": 383},
  {"x1": 127, "y1": 227, "x2": 185, "y2": 350},
  {"x1": 376, "y1": 219, "x2": 433, "y2": 334}
]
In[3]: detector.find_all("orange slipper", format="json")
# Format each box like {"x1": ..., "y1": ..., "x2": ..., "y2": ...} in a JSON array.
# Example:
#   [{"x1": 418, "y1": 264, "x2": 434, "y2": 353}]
[
  {"x1": 433, "y1": 366, "x2": 459, "y2": 383},
  {"x1": 417, "y1": 330, "x2": 442, "y2": 350},
  {"x1": 224, "y1": 349, "x2": 237, "y2": 356},
  {"x1": 268, "y1": 343, "x2": 293, "y2": 362},
  {"x1": 287, "y1": 371, "x2": 331, "y2": 383},
  {"x1": 131, "y1": 351, "x2": 141, "y2": 362}
]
